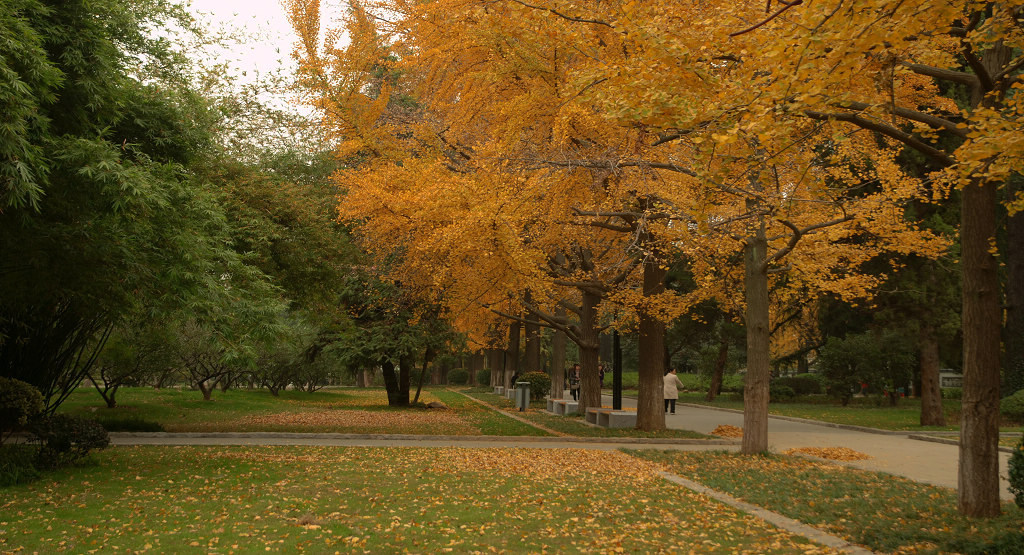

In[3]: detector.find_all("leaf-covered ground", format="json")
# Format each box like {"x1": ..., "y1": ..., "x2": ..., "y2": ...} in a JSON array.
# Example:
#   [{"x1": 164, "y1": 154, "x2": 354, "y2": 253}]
[
  {"x1": 57, "y1": 388, "x2": 548, "y2": 436},
  {"x1": 463, "y1": 390, "x2": 708, "y2": 439},
  {"x1": 628, "y1": 449, "x2": 1024, "y2": 554},
  {"x1": 0, "y1": 446, "x2": 828, "y2": 553}
]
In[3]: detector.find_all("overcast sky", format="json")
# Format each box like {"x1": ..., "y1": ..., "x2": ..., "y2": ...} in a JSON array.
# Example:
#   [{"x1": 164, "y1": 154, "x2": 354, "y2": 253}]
[{"x1": 187, "y1": 0, "x2": 299, "y2": 79}]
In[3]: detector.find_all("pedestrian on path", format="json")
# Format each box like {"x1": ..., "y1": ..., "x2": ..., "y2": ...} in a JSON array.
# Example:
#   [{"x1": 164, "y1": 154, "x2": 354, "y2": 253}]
[
  {"x1": 568, "y1": 364, "x2": 581, "y2": 401},
  {"x1": 664, "y1": 368, "x2": 683, "y2": 414}
]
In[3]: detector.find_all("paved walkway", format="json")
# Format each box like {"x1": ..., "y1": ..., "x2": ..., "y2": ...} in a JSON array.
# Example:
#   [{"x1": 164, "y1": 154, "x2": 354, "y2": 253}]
[{"x1": 633, "y1": 396, "x2": 1014, "y2": 500}]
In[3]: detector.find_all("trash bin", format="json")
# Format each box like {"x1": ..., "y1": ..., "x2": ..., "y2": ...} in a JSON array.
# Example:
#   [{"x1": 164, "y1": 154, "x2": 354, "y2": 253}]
[{"x1": 515, "y1": 381, "x2": 530, "y2": 412}]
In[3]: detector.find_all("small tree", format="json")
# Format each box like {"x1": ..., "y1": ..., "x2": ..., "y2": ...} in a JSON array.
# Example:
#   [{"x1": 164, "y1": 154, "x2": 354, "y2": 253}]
[
  {"x1": 819, "y1": 331, "x2": 916, "y2": 406},
  {"x1": 89, "y1": 321, "x2": 174, "y2": 408}
]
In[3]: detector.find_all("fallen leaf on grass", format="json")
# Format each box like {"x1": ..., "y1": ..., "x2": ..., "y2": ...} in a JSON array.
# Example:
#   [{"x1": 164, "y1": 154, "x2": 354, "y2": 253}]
[
  {"x1": 711, "y1": 425, "x2": 743, "y2": 438},
  {"x1": 783, "y1": 447, "x2": 871, "y2": 461},
  {"x1": 234, "y1": 410, "x2": 476, "y2": 434}
]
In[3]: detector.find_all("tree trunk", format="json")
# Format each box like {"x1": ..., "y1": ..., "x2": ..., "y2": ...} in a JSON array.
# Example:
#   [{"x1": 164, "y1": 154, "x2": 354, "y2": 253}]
[
  {"x1": 636, "y1": 259, "x2": 667, "y2": 431},
  {"x1": 219, "y1": 373, "x2": 233, "y2": 393},
  {"x1": 613, "y1": 329, "x2": 623, "y2": 410},
  {"x1": 959, "y1": 178, "x2": 1002, "y2": 517},
  {"x1": 198, "y1": 379, "x2": 214, "y2": 401},
  {"x1": 88, "y1": 372, "x2": 118, "y2": 408},
  {"x1": 524, "y1": 291, "x2": 541, "y2": 372},
  {"x1": 413, "y1": 348, "x2": 434, "y2": 404},
  {"x1": 578, "y1": 289, "x2": 602, "y2": 413},
  {"x1": 1005, "y1": 175, "x2": 1024, "y2": 394},
  {"x1": 506, "y1": 321, "x2": 520, "y2": 388},
  {"x1": 551, "y1": 307, "x2": 567, "y2": 399},
  {"x1": 431, "y1": 359, "x2": 444, "y2": 385},
  {"x1": 707, "y1": 339, "x2": 728, "y2": 402},
  {"x1": 104, "y1": 388, "x2": 118, "y2": 408},
  {"x1": 919, "y1": 325, "x2": 946, "y2": 426},
  {"x1": 487, "y1": 347, "x2": 503, "y2": 387},
  {"x1": 742, "y1": 229, "x2": 771, "y2": 454},
  {"x1": 381, "y1": 358, "x2": 402, "y2": 406},
  {"x1": 398, "y1": 354, "x2": 412, "y2": 406}
]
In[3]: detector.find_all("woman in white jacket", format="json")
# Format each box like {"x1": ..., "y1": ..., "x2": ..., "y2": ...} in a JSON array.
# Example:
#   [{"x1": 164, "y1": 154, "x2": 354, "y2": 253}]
[{"x1": 663, "y1": 368, "x2": 684, "y2": 414}]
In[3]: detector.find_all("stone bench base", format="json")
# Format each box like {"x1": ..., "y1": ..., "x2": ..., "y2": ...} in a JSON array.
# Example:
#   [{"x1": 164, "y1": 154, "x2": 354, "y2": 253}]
[
  {"x1": 586, "y1": 407, "x2": 636, "y2": 428},
  {"x1": 547, "y1": 399, "x2": 579, "y2": 415}
]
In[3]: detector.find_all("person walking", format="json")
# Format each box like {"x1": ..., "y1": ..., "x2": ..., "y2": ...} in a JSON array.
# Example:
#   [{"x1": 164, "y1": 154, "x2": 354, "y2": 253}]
[
  {"x1": 568, "y1": 364, "x2": 581, "y2": 401},
  {"x1": 663, "y1": 368, "x2": 684, "y2": 414}
]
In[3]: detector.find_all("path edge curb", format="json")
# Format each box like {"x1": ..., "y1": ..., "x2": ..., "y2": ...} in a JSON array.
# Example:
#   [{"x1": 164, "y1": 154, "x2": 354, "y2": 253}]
[
  {"x1": 107, "y1": 431, "x2": 739, "y2": 446},
  {"x1": 657, "y1": 471, "x2": 875, "y2": 554}
]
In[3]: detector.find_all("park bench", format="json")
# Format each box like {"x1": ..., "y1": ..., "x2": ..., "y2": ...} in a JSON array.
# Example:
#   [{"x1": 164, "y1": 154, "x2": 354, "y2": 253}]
[
  {"x1": 546, "y1": 398, "x2": 580, "y2": 415},
  {"x1": 586, "y1": 407, "x2": 637, "y2": 428}
]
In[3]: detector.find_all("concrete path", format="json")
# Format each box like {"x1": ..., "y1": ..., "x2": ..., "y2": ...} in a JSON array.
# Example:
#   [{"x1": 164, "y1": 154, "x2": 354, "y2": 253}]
[{"x1": 616, "y1": 395, "x2": 1014, "y2": 500}]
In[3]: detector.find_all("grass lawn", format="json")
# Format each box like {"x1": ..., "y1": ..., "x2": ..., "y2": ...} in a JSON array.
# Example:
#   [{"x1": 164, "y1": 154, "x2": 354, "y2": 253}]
[
  {"x1": 462, "y1": 389, "x2": 709, "y2": 439},
  {"x1": 0, "y1": 446, "x2": 820, "y2": 554},
  {"x1": 58, "y1": 387, "x2": 548, "y2": 437},
  {"x1": 629, "y1": 449, "x2": 1024, "y2": 554}
]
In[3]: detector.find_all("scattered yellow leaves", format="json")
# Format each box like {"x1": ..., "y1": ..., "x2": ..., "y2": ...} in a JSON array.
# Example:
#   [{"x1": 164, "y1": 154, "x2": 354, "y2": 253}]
[
  {"x1": 712, "y1": 425, "x2": 743, "y2": 438},
  {"x1": 234, "y1": 409, "x2": 477, "y2": 435},
  {"x1": 783, "y1": 447, "x2": 871, "y2": 461}
]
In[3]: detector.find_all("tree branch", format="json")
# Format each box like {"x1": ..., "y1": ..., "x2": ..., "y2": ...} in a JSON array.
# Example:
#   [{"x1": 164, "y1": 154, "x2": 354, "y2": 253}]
[
  {"x1": 901, "y1": 62, "x2": 978, "y2": 87},
  {"x1": 730, "y1": 0, "x2": 804, "y2": 36},
  {"x1": 763, "y1": 215, "x2": 854, "y2": 270},
  {"x1": 960, "y1": 40, "x2": 994, "y2": 93},
  {"x1": 837, "y1": 100, "x2": 966, "y2": 138},
  {"x1": 803, "y1": 110, "x2": 955, "y2": 166},
  {"x1": 505, "y1": 0, "x2": 614, "y2": 28}
]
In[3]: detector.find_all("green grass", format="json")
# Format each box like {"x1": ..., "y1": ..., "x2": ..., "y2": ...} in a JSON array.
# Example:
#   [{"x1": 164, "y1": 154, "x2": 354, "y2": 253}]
[
  {"x1": 628, "y1": 449, "x2": 1024, "y2": 554},
  {"x1": 57, "y1": 387, "x2": 546, "y2": 436},
  {"x1": 0, "y1": 446, "x2": 819, "y2": 553},
  {"x1": 461, "y1": 389, "x2": 709, "y2": 439}
]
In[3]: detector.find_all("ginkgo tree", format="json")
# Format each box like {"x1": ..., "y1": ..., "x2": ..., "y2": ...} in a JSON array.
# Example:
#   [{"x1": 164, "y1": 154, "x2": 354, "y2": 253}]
[
  {"x1": 286, "y1": 0, "x2": 947, "y2": 443},
  {"x1": 714, "y1": 0, "x2": 1022, "y2": 518},
  {"x1": 285, "y1": 0, "x2": 690, "y2": 424},
  {"x1": 532, "y1": 0, "x2": 1018, "y2": 518}
]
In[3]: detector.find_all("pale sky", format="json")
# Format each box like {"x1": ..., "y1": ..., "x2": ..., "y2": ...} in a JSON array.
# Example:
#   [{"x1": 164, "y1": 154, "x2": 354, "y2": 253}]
[{"x1": 187, "y1": 0, "x2": 298, "y2": 79}]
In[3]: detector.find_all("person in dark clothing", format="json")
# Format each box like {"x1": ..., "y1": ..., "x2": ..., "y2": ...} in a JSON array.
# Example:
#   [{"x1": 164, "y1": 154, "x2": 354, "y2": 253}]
[{"x1": 568, "y1": 364, "x2": 581, "y2": 401}]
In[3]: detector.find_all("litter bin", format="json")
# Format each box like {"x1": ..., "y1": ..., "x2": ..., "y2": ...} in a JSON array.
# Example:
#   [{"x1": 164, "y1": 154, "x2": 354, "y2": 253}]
[{"x1": 515, "y1": 381, "x2": 530, "y2": 412}]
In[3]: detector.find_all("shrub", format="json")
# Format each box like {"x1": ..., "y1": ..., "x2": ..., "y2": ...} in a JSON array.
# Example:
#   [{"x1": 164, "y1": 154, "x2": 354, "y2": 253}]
[
  {"x1": 0, "y1": 445, "x2": 41, "y2": 487},
  {"x1": 721, "y1": 374, "x2": 745, "y2": 394},
  {"x1": 517, "y1": 372, "x2": 551, "y2": 399},
  {"x1": 29, "y1": 414, "x2": 110, "y2": 469},
  {"x1": 1010, "y1": 434, "x2": 1024, "y2": 509},
  {"x1": 948, "y1": 529, "x2": 1024, "y2": 555},
  {"x1": 1001, "y1": 390, "x2": 1024, "y2": 422},
  {"x1": 447, "y1": 368, "x2": 469, "y2": 385},
  {"x1": 476, "y1": 368, "x2": 491, "y2": 386},
  {"x1": 0, "y1": 377, "x2": 44, "y2": 443},
  {"x1": 774, "y1": 374, "x2": 823, "y2": 396},
  {"x1": 942, "y1": 387, "x2": 962, "y2": 400},
  {"x1": 676, "y1": 373, "x2": 703, "y2": 391},
  {"x1": 769, "y1": 384, "x2": 797, "y2": 402}
]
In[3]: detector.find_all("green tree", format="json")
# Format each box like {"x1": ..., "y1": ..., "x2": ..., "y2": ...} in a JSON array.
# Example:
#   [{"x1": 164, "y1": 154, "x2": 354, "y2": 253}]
[{"x1": 819, "y1": 331, "x2": 917, "y2": 406}]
